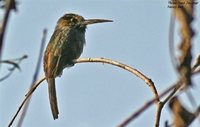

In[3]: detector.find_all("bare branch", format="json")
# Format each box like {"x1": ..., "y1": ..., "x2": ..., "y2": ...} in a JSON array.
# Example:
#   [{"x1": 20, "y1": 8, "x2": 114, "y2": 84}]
[
  {"x1": 76, "y1": 58, "x2": 158, "y2": 100},
  {"x1": 9, "y1": 57, "x2": 155, "y2": 126},
  {"x1": 9, "y1": 57, "x2": 200, "y2": 127},
  {"x1": 8, "y1": 77, "x2": 46, "y2": 127},
  {"x1": 17, "y1": 29, "x2": 47, "y2": 127},
  {"x1": 152, "y1": 53, "x2": 200, "y2": 127},
  {"x1": 173, "y1": 0, "x2": 195, "y2": 88},
  {"x1": 0, "y1": 54, "x2": 27, "y2": 82},
  {"x1": 117, "y1": 81, "x2": 181, "y2": 127},
  {"x1": 192, "y1": 54, "x2": 200, "y2": 72},
  {"x1": 169, "y1": 96, "x2": 200, "y2": 127},
  {"x1": 76, "y1": 58, "x2": 162, "y2": 126},
  {"x1": 0, "y1": 0, "x2": 17, "y2": 59}
]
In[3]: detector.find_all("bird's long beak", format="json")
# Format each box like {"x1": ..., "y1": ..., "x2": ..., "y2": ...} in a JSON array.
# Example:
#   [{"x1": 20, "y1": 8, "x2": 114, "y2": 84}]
[{"x1": 82, "y1": 19, "x2": 113, "y2": 25}]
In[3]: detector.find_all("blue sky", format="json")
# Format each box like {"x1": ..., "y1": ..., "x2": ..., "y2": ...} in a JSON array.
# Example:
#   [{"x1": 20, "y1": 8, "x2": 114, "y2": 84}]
[{"x1": 1, "y1": 0, "x2": 200, "y2": 127}]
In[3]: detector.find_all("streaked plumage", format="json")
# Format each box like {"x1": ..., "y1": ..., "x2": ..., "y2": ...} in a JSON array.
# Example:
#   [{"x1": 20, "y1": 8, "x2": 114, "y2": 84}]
[{"x1": 44, "y1": 13, "x2": 112, "y2": 119}]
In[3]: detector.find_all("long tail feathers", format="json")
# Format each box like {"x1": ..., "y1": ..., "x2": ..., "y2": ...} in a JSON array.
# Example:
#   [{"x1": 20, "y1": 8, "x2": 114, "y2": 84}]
[{"x1": 47, "y1": 78, "x2": 59, "y2": 119}]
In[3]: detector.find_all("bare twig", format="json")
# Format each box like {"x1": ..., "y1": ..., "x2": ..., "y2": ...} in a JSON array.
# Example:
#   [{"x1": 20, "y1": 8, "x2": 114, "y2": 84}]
[
  {"x1": 9, "y1": 57, "x2": 154, "y2": 126},
  {"x1": 154, "y1": 81, "x2": 182, "y2": 127},
  {"x1": 153, "y1": 55, "x2": 200, "y2": 127},
  {"x1": 154, "y1": 14, "x2": 176, "y2": 125},
  {"x1": 9, "y1": 57, "x2": 199, "y2": 127},
  {"x1": 17, "y1": 29, "x2": 47, "y2": 127},
  {"x1": 8, "y1": 77, "x2": 46, "y2": 127},
  {"x1": 117, "y1": 81, "x2": 181, "y2": 127},
  {"x1": 192, "y1": 54, "x2": 200, "y2": 72},
  {"x1": 76, "y1": 58, "x2": 158, "y2": 99},
  {"x1": 173, "y1": 0, "x2": 195, "y2": 88},
  {"x1": 192, "y1": 55, "x2": 200, "y2": 75},
  {"x1": 169, "y1": 97, "x2": 200, "y2": 127},
  {"x1": 0, "y1": 0, "x2": 17, "y2": 59},
  {"x1": 0, "y1": 54, "x2": 27, "y2": 82},
  {"x1": 152, "y1": 54, "x2": 200, "y2": 127},
  {"x1": 154, "y1": 2, "x2": 197, "y2": 126},
  {"x1": 154, "y1": 102, "x2": 164, "y2": 127},
  {"x1": 76, "y1": 58, "x2": 161, "y2": 127}
]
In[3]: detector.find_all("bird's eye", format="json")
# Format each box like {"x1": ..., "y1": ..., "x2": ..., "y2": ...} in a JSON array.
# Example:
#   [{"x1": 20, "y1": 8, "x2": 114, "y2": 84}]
[{"x1": 70, "y1": 18, "x2": 77, "y2": 23}]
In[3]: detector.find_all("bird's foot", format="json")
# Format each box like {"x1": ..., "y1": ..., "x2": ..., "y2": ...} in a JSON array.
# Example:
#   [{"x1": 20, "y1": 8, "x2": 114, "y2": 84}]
[{"x1": 65, "y1": 61, "x2": 75, "y2": 68}]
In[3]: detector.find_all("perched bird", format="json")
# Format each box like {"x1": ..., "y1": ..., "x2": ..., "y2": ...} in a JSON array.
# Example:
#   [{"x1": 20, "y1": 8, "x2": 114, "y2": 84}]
[{"x1": 44, "y1": 13, "x2": 112, "y2": 119}]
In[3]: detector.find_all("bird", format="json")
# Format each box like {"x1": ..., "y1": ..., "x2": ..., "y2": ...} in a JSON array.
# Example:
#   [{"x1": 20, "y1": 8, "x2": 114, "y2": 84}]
[{"x1": 43, "y1": 13, "x2": 112, "y2": 119}]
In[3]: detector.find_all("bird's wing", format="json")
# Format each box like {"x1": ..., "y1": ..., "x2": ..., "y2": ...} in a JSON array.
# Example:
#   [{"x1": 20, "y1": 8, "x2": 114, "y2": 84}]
[
  {"x1": 44, "y1": 27, "x2": 70, "y2": 77},
  {"x1": 43, "y1": 27, "x2": 70, "y2": 119}
]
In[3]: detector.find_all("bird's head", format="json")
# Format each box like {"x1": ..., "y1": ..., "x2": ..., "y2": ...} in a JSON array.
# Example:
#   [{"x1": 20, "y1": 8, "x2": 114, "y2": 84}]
[{"x1": 57, "y1": 13, "x2": 113, "y2": 30}]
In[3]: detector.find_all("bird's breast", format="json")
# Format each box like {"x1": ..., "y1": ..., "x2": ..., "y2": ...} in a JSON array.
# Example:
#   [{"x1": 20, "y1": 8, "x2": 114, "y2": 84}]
[{"x1": 65, "y1": 28, "x2": 85, "y2": 59}]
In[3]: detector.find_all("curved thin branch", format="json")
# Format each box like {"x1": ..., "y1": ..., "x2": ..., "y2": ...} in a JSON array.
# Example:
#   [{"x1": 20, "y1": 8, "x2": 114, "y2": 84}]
[
  {"x1": 76, "y1": 58, "x2": 161, "y2": 126},
  {"x1": 8, "y1": 77, "x2": 46, "y2": 127},
  {"x1": 153, "y1": 54, "x2": 200, "y2": 127},
  {"x1": 0, "y1": 55, "x2": 28, "y2": 82},
  {"x1": 75, "y1": 58, "x2": 159, "y2": 101},
  {"x1": 154, "y1": 11, "x2": 180, "y2": 127},
  {"x1": 17, "y1": 29, "x2": 47, "y2": 127},
  {"x1": 9, "y1": 57, "x2": 156, "y2": 126},
  {"x1": 117, "y1": 81, "x2": 181, "y2": 127}
]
